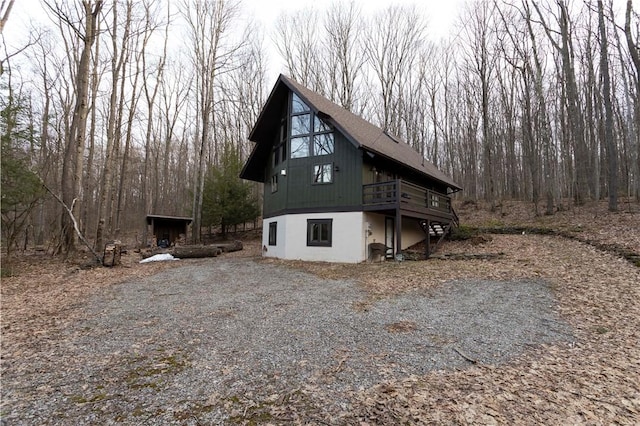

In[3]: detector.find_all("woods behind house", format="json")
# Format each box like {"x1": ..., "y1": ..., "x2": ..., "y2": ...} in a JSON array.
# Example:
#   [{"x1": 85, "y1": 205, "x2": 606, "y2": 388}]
[{"x1": 1, "y1": 0, "x2": 639, "y2": 255}]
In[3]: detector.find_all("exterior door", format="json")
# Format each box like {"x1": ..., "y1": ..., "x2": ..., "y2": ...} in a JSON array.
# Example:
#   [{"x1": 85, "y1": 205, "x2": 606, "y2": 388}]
[{"x1": 385, "y1": 217, "x2": 394, "y2": 259}]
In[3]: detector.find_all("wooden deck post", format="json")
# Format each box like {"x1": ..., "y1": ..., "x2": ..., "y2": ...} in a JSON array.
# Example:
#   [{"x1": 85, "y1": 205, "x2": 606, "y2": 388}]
[
  {"x1": 394, "y1": 178, "x2": 402, "y2": 260},
  {"x1": 425, "y1": 219, "x2": 431, "y2": 259},
  {"x1": 395, "y1": 210, "x2": 402, "y2": 260}
]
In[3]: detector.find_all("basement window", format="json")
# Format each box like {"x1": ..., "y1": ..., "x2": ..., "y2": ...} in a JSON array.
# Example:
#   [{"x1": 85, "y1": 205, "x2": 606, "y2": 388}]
[
  {"x1": 268, "y1": 222, "x2": 277, "y2": 246},
  {"x1": 307, "y1": 219, "x2": 332, "y2": 247}
]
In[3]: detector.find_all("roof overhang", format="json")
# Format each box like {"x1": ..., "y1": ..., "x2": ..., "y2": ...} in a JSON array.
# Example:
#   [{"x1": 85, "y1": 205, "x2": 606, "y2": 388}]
[
  {"x1": 146, "y1": 215, "x2": 193, "y2": 225},
  {"x1": 240, "y1": 74, "x2": 462, "y2": 192}
]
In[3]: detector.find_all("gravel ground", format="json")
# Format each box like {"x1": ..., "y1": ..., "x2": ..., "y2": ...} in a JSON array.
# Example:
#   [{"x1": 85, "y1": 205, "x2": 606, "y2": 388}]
[{"x1": 2, "y1": 257, "x2": 573, "y2": 424}]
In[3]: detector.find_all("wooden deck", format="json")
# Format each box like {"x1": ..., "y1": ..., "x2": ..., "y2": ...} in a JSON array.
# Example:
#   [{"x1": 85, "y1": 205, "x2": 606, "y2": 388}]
[
  {"x1": 363, "y1": 180, "x2": 458, "y2": 258},
  {"x1": 363, "y1": 180, "x2": 456, "y2": 223}
]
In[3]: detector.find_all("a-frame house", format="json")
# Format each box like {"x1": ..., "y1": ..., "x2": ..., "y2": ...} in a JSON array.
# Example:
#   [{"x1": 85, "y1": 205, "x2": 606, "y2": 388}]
[{"x1": 241, "y1": 75, "x2": 461, "y2": 263}]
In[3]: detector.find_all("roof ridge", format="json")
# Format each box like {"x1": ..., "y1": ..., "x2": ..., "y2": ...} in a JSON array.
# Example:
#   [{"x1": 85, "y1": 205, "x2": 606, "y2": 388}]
[{"x1": 278, "y1": 74, "x2": 461, "y2": 190}]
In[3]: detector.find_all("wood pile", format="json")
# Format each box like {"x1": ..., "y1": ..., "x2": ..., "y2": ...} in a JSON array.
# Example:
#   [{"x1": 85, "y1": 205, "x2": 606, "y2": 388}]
[{"x1": 103, "y1": 241, "x2": 122, "y2": 266}]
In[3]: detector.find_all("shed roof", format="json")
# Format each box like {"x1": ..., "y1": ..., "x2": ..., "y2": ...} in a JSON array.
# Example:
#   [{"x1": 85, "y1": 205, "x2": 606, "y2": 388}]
[
  {"x1": 241, "y1": 74, "x2": 461, "y2": 191},
  {"x1": 145, "y1": 215, "x2": 193, "y2": 225}
]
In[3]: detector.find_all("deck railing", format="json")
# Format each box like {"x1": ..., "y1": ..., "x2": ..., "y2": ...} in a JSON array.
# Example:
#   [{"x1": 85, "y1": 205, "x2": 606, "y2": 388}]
[{"x1": 363, "y1": 179, "x2": 453, "y2": 220}]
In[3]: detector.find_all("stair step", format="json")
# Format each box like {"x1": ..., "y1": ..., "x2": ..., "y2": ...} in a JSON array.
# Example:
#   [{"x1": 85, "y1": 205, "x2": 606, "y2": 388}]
[{"x1": 420, "y1": 221, "x2": 446, "y2": 236}]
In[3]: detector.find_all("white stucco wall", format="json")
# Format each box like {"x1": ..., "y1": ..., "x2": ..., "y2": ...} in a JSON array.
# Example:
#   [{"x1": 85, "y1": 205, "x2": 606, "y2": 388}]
[
  {"x1": 364, "y1": 213, "x2": 386, "y2": 248},
  {"x1": 401, "y1": 217, "x2": 426, "y2": 249},
  {"x1": 262, "y1": 212, "x2": 366, "y2": 263},
  {"x1": 262, "y1": 217, "x2": 287, "y2": 259},
  {"x1": 263, "y1": 212, "x2": 428, "y2": 263}
]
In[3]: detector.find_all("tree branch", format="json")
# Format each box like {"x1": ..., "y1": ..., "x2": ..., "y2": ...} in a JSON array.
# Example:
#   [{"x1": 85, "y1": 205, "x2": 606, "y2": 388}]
[{"x1": 43, "y1": 185, "x2": 102, "y2": 264}]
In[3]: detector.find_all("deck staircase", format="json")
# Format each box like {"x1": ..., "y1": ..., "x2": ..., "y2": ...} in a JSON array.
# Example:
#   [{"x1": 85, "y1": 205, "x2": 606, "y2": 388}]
[{"x1": 419, "y1": 207, "x2": 459, "y2": 258}]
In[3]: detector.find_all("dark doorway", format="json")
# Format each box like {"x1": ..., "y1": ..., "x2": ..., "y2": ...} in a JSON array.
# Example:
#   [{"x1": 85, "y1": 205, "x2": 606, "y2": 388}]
[{"x1": 385, "y1": 217, "x2": 395, "y2": 259}]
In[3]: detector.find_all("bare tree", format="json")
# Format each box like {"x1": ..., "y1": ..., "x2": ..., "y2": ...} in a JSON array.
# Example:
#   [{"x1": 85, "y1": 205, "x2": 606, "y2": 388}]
[
  {"x1": 95, "y1": 0, "x2": 132, "y2": 252},
  {"x1": 460, "y1": 0, "x2": 498, "y2": 209},
  {"x1": 0, "y1": 0, "x2": 14, "y2": 34},
  {"x1": 273, "y1": 7, "x2": 324, "y2": 93},
  {"x1": 45, "y1": 0, "x2": 102, "y2": 254},
  {"x1": 363, "y1": 5, "x2": 426, "y2": 136},
  {"x1": 81, "y1": 14, "x2": 101, "y2": 237},
  {"x1": 323, "y1": 1, "x2": 366, "y2": 111},
  {"x1": 533, "y1": 0, "x2": 590, "y2": 205},
  {"x1": 182, "y1": 0, "x2": 244, "y2": 244},
  {"x1": 624, "y1": 0, "x2": 640, "y2": 199},
  {"x1": 156, "y1": 60, "x2": 192, "y2": 213},
  {"x1": 597, "y1": 0, "x2": 617, "y2": 210},
  {"x1": 140, "y1": 0, "x2": 168, "y2": 248}
]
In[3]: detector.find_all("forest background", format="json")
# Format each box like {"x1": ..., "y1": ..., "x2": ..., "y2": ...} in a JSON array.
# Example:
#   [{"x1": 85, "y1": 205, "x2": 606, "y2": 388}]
[{"x1": 1, "y1": 0, "x2": 639, "y2": 256}]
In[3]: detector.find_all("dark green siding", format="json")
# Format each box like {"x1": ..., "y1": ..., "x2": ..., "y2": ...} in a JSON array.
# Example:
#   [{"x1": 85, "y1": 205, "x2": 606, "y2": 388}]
[
  {"x1": 263, "y1": 132, "x2": 362, "y2": 217},
  {"x1": 263, "y1": 133, "x2": 288, "y2": 216}
]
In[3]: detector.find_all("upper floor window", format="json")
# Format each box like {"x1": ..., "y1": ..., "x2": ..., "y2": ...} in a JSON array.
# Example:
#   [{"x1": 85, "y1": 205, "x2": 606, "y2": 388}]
[
  {"x1": 291, "y1": 136, "x2": 310, "y2": 158},
  {"x1": 313, "y1": 163, "x2": 333, "y2": 184},
  {"x1": 314, "y1": 133, "x2": 334, "y2": 155},
  {"x1": 288, "y1": 92, "x2": 334, "y2": 159},
  {"x1": 292, "y1": 93, "x2": 310, "y2": 114},
  {"x1": 291, "y1": 114, "x2": 311, "y2": 136}
]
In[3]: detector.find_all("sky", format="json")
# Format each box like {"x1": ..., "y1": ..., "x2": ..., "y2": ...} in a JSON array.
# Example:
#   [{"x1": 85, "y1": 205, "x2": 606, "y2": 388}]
[
  {"x1": 240, "y1": 0, "x2": 466, "y2": 40},
  {"x1": 5, "y1": 0, "x2": 465, "y2": 36},
  {"x1": 3, "y1": 0, "x2": 466, "y2": 81}
]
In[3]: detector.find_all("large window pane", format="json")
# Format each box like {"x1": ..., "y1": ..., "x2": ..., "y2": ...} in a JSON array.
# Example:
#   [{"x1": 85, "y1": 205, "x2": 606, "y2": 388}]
[
  {"x1": 313, "y1": 133, "x2": 334, "y2": 155},
  {"x1": 292, "y1": 93, "x2": 310, "y2": 113},
  {"x1": 314, "y1": 116, "x2": 331, "y2": 132},
  {"x1": 291, "y1": 136, "x2": 310, "y2": 158},
  {"x1": 291, "y1": 114, "x2": 310, "y2": 136}
]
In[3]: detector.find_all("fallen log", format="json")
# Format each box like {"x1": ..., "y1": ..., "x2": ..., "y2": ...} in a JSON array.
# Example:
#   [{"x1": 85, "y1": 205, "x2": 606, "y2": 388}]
[
  {"x1": 140, "y1": 242, "x2": 243, "y2": 259},
  {"x1": 172, "y1": 245, "x2": 222, "y2": 259},
  {"x1": 212, "y1": 240, "x2": 243, "y2": 253}
]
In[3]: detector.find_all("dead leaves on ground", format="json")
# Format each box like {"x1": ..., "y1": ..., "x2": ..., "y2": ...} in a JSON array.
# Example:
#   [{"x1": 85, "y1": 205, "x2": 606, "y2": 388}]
[
  {"x1": 268, "y1": 201, "x2": 640, "y2": 423},
  {"x1": 2, "y1": 200, "x2": 640, "y2": 423}
]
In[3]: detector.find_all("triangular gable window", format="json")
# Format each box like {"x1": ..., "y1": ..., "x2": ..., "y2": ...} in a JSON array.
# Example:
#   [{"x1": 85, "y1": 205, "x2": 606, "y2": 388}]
[
  {"x1": 288, "y1": 92, "x2": 333, "y2": 159},
  {"x1": 292, "y1": 93, "x2": 310, "y2": 114},
  {"x1": 314, "y1": 115, "x2": 331, "y2": 132}
]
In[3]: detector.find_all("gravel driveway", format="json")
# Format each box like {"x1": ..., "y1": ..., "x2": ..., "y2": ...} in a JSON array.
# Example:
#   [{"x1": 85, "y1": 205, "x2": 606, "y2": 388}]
[{"x1": 2, "y1": 257, "x2": 573, "y2": 424}]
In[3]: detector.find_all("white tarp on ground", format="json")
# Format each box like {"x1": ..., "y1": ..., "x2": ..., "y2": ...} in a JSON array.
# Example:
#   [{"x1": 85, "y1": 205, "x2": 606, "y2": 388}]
[{"x1": 139, "y1": 253, "x2": 180, "y2": 263}]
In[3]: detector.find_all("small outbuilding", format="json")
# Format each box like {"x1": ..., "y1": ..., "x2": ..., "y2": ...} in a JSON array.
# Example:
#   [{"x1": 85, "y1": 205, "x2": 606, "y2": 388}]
[{"x1": 146, "y1": 215, "x2": 192, "y2": 247}]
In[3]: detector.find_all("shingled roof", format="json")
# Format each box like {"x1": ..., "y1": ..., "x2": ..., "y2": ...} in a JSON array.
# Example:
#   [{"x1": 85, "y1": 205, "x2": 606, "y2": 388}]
[{"x1": 241, "y1": 74, "x2": 461, "y2": 191}]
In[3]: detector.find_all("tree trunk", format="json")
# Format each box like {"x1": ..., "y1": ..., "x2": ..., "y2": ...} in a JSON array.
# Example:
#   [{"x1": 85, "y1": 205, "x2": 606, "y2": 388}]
[
  {"x1": 533, "y1": 0, "x2": 589, "y2": 205},
  {"x1": 59, "y1": 0, "x2": 102, "y2": 254},
  {"x1": 598, "y1": 0, "x2": 617, "y2": 211},
  {"x1": 82, "y1": 16, "x2": 101, "y2": 236},
  {"x1": 141, "y1": 2, "x2": 168, "y2": 248},
  {"x1": 95, "y1": 1, "x2": 130, "y2": 252},
  {"x1": 625, "y1": 0, "x2": 640, "y2": 200}
]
